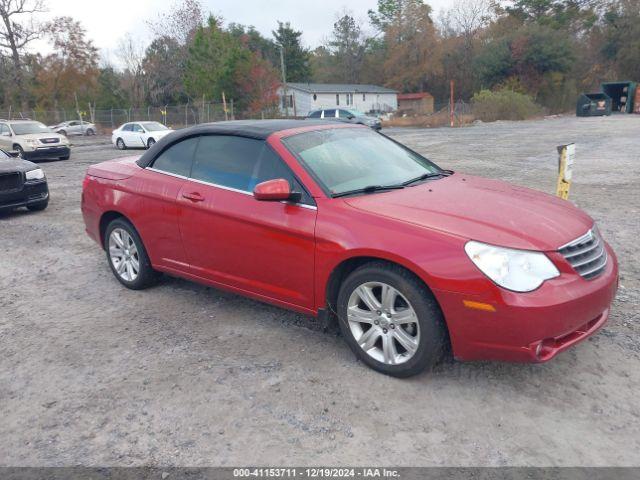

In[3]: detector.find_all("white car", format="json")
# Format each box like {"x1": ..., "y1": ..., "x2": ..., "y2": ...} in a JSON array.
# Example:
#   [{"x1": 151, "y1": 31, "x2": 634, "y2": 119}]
[
  {"x1": 49, "y1": 120, "x2": 96, "y2": 136},
  {"x1": 112, "y1": 121, "x2": 173, "y2": 150},
  {"x1": 0, "y1": 120, "x2": 71, "y2": 160}
]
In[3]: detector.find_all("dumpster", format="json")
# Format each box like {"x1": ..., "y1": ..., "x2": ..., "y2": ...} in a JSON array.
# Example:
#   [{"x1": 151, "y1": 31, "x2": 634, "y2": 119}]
[
  {"x1": 576, "y1": 92, "x2": 612, "y2": 117},
  {"x1": 601, "y1": 81, "x2": 637, "y2": 113}
]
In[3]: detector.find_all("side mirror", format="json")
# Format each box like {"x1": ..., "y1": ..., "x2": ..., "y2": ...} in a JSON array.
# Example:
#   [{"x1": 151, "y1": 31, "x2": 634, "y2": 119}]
[
  {"x1": 347, "y1": 114, "x2": 355, "y2": 120},
  {"x1": 253, "y1": 178, "x2": 301, "y2": 202}
]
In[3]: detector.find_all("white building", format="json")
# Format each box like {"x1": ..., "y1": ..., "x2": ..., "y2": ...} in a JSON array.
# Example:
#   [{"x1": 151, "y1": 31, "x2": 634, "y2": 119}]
[{"x1": 278, "y1": 83, "x2": 398, "y2": 117}]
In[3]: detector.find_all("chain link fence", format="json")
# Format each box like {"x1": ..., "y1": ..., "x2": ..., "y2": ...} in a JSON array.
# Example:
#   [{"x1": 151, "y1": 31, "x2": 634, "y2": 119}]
[{"x1": 0, "y1": 102, "x2": 236, "y2": 133}]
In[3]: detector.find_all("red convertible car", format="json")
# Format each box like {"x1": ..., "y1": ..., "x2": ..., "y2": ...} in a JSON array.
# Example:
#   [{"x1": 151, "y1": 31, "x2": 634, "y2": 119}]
[{"x1": 82, "y1": 120, "x2": 618, "y2": 377}]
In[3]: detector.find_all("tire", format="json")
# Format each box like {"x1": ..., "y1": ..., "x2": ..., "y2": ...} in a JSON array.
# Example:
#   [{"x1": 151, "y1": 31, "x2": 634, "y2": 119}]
[
  {"x1": 58, "y1": 130, "x2": 67, "y2": 136},
  {"x1": 147, "y1": 138, "x2": 156, "y2": 149},
  {"x1": 13, "y1": 145, "x2": 24, "y2": 158},
  {"x1": 104, "y1": 218, "x2": 158, "y2": 290},
  {"x1": 337, "y1": 261, "x2": 447, "y2": 377},
  {"x1": 116, "y1": 138, "x2": 126, "y2": 150},
  {"x1": 86, "y1": 128, "x2": 95, "y2": 136},
  {"x1": 27, "y1": 200, "x2": 48, "y2": 211}
]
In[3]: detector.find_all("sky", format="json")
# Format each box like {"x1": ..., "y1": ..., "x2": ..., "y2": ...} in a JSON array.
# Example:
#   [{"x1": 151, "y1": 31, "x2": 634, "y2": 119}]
[{"x1": 34, "y1": 0, "x2": 456, "y2": 61}]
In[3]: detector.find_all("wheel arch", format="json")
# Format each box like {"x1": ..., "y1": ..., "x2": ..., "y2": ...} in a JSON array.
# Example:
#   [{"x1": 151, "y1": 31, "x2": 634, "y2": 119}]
[
  {"x1": 324, "y1": 254, "x2": 445, "y2": 321},
  {"x1": 99, "y1": 210, "x2": 133, "y2": 249}
]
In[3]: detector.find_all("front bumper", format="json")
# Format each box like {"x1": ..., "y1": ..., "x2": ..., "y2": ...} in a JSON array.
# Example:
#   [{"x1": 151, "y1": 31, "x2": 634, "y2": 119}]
[
  {"x1": 22, "y1": 146, "x2": 70, "y2": 160},
  {"x1": 434, "y1": 243, "x2": 619, "y2": 362},
  {"x1": 0, "y1": 179, "x2": 49, "y2": 211}
]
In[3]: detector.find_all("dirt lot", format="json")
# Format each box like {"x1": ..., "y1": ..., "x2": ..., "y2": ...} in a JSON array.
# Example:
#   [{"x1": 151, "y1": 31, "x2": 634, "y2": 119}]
[{"x1": 1, "y1": 115, "x2": 639, "y2": 467}]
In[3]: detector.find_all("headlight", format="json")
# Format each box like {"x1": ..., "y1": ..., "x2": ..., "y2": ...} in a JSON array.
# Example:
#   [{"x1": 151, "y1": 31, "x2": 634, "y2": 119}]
[
  {"x1": 25, "y1": 168, "x2": 45, "y2": 181},
  {"x1": 464, "y1": 241, "x2": 559, "y2": 292},
  {"x1": 26, "y1": 139, "x2": 39, "y2": 145}
]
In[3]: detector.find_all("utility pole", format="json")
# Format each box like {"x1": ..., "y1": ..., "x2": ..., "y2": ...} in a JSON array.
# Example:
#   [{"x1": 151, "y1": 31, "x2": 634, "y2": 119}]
[
  {"x1": 450, "y1": 80, "x2": 455, "y2": 128},
  {"x1": 279, "y1": 45, "x2": 289, "y2": 118},
  {"x1": 74, "y1": 92, "x2": 82, "y2": 124}
]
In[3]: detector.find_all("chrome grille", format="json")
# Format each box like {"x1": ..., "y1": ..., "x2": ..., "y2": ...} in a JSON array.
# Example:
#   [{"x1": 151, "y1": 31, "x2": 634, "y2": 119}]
[
  {"x1": 559, "y1": 228, "x2": 607, "y2": 280},
  {"x1": 40, "y1": 138, "x2": 59, "y2": 144}
]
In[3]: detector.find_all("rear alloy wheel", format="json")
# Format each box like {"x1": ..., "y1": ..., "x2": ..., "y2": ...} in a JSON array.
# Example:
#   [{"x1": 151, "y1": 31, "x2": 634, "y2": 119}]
[
  {"x1": 86, "y1": 128, "x2": 95, "y2": 136},
  {"x1": 147, "y1": 138, "x2": 156, "y2": 148},
  {"x1": 116, "y1": 138, "x2": 126, "y2": 150},
  {"x1": 58, "y1": 130, "x2": 67, "y2": 136},
  {"x1": 337, "y1": 262, "x2": 447, "y2": 377},
  {"x1": 105, "y1": 218, "x2": 158, "y2": 289}
]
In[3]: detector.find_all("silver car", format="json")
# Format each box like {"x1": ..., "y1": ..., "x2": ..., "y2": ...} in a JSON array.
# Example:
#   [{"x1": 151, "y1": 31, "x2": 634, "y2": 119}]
[
  {"x1": 49, "y1": 120, "x2": 96, "y2": 136},
  {"x1": 307, "y1": 108, "x2": 382, "y2": 130}
]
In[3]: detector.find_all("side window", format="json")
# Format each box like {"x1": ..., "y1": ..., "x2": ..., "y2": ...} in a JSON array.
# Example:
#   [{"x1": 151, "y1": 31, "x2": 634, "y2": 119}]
[
  {"x1": 338, "y1": 109, "x2": 352, "y2": 118},
  {"x1": 133, "y1": 123, "x2": 144, "y2": 133},
  {"x1": 123, "y1": 124, "x2": 133, "y2": 132},
  {"x1": 150, "y1": 136, "x2": 199, "y2": 177},
  {"x1": 191, "y1": 135, "x2": 263, "y2": 192},
  {"x1": 323, "y1": 109, "x2": 336, "y2": 119},
  {"x1": 0, "y1": 124, "x2": 9, "y2": 135},
  {"x1": 308, "y1": 111, "x2": 321, "y2": 119},
  {"x1": 254, "y1": 147, "x2": 314, "y2": 206}
]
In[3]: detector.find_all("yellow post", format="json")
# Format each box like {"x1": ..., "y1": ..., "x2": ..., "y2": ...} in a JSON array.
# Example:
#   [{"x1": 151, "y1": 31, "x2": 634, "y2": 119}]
[{"x1": 556, "y1": 143, "x2": 575, "y2": 200}]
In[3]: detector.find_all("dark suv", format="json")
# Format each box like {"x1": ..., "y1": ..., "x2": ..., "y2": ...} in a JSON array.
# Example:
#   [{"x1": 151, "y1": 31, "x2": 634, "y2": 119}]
[
  {"x1": 307, "y1": 108, "x2": 382, "y2": 130},
  {"x1": 0, "y1": 149, "x2": 49, "y2": 212}
]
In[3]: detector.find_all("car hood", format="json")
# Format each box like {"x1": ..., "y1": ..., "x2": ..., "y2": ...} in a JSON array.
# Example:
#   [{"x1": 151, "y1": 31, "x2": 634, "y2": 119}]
[
  {"x1": 0, "y1": 157, "x2": 39, "y2": 173},
  {"x1": 343, "y1": 173, "x2": 593, "y2": 251},
  {"x1": 20, "y1": 132, "x2": 68, "y2": 143}
]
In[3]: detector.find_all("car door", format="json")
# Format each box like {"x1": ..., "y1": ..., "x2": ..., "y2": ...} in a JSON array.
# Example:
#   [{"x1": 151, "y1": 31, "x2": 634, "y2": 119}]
[
  {"x1": 321, "y1": 109, "x2": 336, "y2": 120},
  {"x1": 130, "y1": 123, "x2": 147, "y2": 147},
  {"x1": 338, "y1": 109, "x2": 356, "y2": 124},
  {"x1": 0, "y1": 123, "x2": 12, "y2": 150},
  {"x1": 136, "y1": 136, "x2": 199, "y2": 271},
  {"x1": 119, "y1": 123, "x2": 134, "y2": 145},
  {"x1": 177, "y1": 134, "x2": 317, "y2": 310}
]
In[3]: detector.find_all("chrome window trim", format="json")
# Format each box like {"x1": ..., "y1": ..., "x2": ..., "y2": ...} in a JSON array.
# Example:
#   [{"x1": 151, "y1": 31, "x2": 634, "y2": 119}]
[
  {"x1": 146, "y1": 167, "x2": 317, "y2": 210},
  {"x1": 147, "y1": 167, "x2": 188, "y2": 180}
]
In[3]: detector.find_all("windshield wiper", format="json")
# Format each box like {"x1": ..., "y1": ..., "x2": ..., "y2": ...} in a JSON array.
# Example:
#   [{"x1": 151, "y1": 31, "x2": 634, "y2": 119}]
[
  {"x1": 332, "y1": 184, "x2": 405, "y2": 198},
  {"x1": 402, "y1": 170, "x2": 453, "y2": 186}
]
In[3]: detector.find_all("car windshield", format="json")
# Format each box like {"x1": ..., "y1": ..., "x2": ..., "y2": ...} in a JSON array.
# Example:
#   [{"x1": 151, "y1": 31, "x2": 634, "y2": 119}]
[
  {"x1": 10, "y1": 122, "x2": 52, "y2": 135},
  {"x1": 282, "y1": 127, "x2": 441, "y2": 196},
  {"x1": 141, "y1": 122, "x2": 169, "y2": 132}
]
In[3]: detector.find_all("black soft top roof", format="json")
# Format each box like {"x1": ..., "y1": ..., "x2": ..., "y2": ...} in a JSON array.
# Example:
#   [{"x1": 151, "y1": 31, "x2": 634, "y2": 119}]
[{"x1": 136, "y1": 119, "x2": 341, "y2": 168}]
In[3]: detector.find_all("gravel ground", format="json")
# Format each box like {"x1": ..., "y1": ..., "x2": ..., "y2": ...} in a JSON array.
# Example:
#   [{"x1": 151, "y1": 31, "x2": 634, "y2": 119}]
[{"x1": 1, "y1": 115, "x2": 639, "y2": 467}]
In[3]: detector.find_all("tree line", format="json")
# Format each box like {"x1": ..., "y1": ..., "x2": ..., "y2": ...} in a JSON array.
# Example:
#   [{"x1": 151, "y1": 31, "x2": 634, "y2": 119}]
[{"x1": 0, "y1": 0, "x2": 638, "y2": 118}]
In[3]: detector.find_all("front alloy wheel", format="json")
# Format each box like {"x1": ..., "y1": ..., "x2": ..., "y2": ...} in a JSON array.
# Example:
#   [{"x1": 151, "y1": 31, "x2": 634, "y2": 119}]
[
  {"x1": 337, "y1": 261, "x2": 447, "y2": 377},
  {"x1": 347, "y1": 282, "x2": 420, "y2": 365}
]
